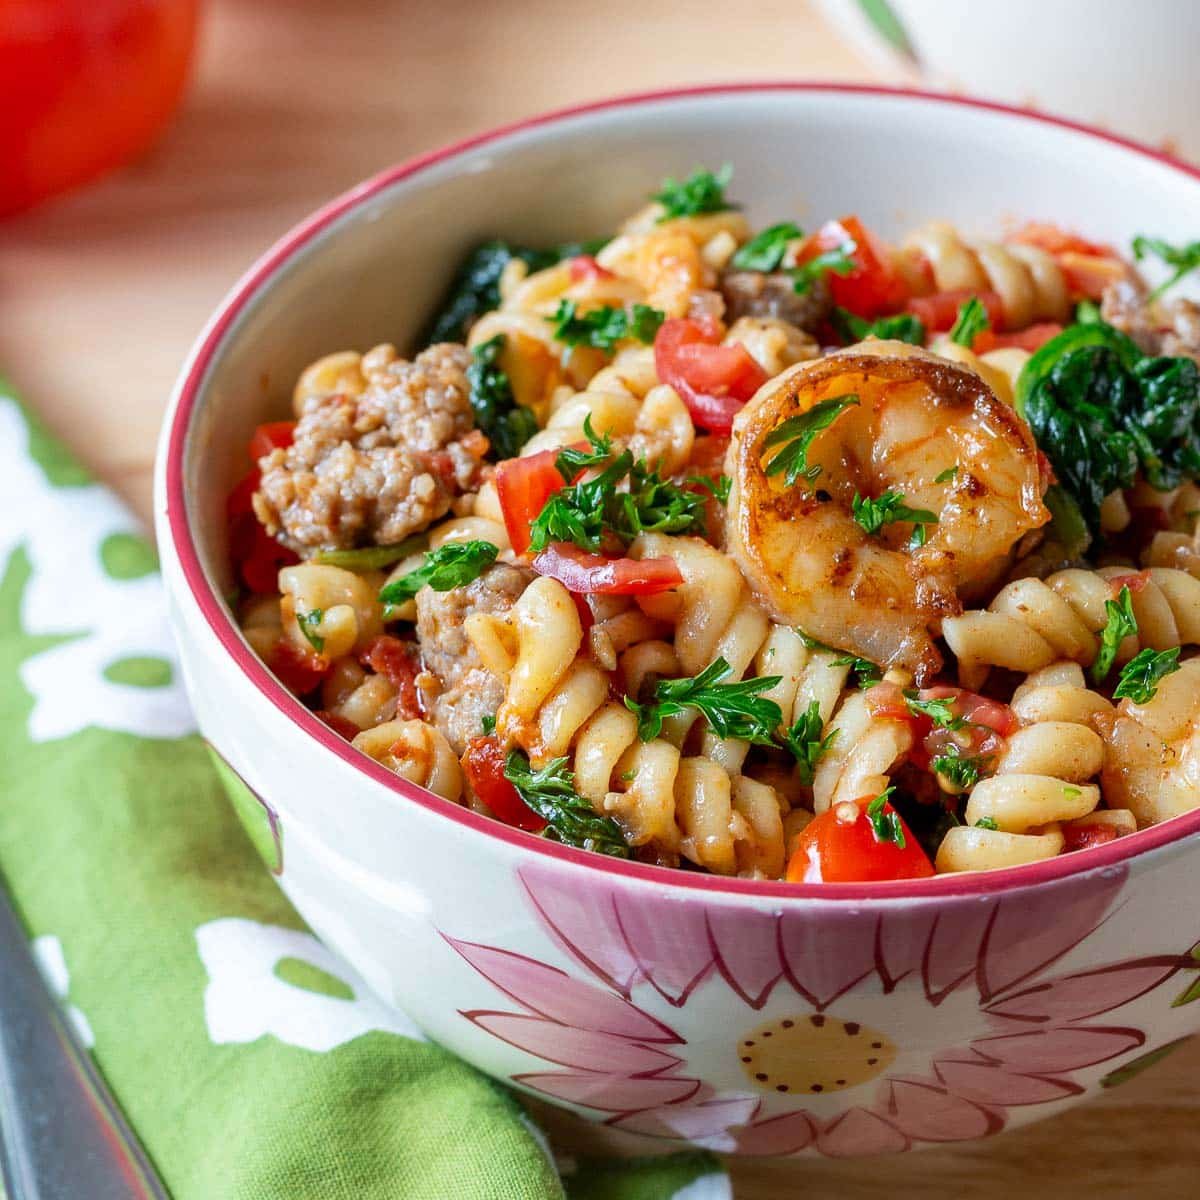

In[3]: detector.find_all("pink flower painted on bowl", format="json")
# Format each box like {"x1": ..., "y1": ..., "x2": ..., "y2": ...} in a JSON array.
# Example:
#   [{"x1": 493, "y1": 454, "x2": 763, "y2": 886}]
[{"x1": 447, "y1": 865, "x2": 1197, "y2": 1156}]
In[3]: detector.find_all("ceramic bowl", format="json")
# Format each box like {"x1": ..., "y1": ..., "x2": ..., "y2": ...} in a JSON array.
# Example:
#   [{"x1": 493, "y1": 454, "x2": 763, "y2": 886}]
[{"x1": 155, "y1": 85, "x2": 1200, "y2": 1158}]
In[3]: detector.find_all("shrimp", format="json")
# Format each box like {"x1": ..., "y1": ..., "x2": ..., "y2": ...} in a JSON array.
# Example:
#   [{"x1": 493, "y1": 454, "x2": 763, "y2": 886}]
[
  {"x1": 726, "y1": 340, "x2": 1049, "y2": 682},
  {"x1": 1097, "y1": 657, "x2": 1200, "y2": 827}
]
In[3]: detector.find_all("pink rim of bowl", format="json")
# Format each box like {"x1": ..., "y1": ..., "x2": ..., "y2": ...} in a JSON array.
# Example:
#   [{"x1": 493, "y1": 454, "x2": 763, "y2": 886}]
[{"x1": 164, "y1": 81, "x2": 1200, "y2": 902}]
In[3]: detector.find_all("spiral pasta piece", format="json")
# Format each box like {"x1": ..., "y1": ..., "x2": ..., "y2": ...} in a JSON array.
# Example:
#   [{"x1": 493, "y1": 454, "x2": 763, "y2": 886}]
[
  {"x1": 902, "y1": 221, "x2": 1070, "y2": 329},
  {"x1": 352, "y1": 719, "x2": 464, "y2": 802},
  {"x1": 519, "y1": 346, "x2": 695, "y2": 473},
  {"x1": 943, "y1": 566, "x2": 1200, "y2": 688}
]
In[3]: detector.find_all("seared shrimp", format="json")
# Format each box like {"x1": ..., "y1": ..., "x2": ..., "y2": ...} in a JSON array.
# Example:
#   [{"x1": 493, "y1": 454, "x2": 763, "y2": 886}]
[
  {"x1": 1098, "y1": 657, "x2": 1200, "y2": 826},
  {"x1": 727, "y1": 341, "x2": 1049, "y2": 681}
]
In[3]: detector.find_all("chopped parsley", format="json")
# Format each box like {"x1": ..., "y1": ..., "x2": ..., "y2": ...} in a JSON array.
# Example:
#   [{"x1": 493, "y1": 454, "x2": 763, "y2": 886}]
[
  {"x1": 797, "y1": 631, "x2": 882, "y2": 688},
  {"x1": 687, "y1": 473, "x2": 732, "y2": 505},
  {"x1": 1075, "y1": 298, "x2": 1102, "y2": 325},
  {"x1": 831, "y1": 307, "x2": 926, "y2": 346},
  {"x1": 948, "y1": 296, "x2": 991, "y2": 348},
  {"x1": 467, "y1": 335, "x2": 538, "y2": 459},
  {"x1": 503, "y1": 751, "x2": 631, "y2": 857},
  {"x1": 904, "y1": 692, "x2": 969, "y2": 731},
  {"x1": 1112, "y1": 646, "x2": 1182, "y2": 704},
  {"x1": 378, "y1": 540, "x2": 498, "y2": 605},
  {"x1": 529, "y1": 422, "x2": 708, "y2": 553},
  {"x1": 1132, "y1": 234, "x2": 1200, "y2": 301},
  {"x1": 548, "y1": 300, "x2": 665, "y2": 350},
  {"x1": 934, "y1": 465, "x2": 958, "y2": 483},
  {"x1": 625, "y1": 656, "x2": 783, "y2": 746},
  {"x1": 790, "y1": 242, "x2": 857, "y2": 294},
  {"x1": 480, "y1": 714, "x2": 497, "y2": 735},
  {"x1": 1063, "y1": 785, "x2": 1082, "y2": 798},
  {"x1": 1091, "y1": 585, "x2": 1138, "y2": 684},
  {"x1": 780, "y1": 700, "x2": 837, "y2": 786},
  {"x1": 866, "y1": 787, "x2": 905, "y2": 847},
  {"x1": 762, "y1": 394, "x2": 859, "y2": 487},
  {"x1": 974, "y1": 816, "x2": 999, "y2": 831},
  {"x1": 730, "y1": 221, "x2": 803, "y2": 272},
  {"x1": 652, "y1": 165, "x2": 734, "y2": 221},
  {"x1": 931, "y1": 746, "x2": 990, "y2": 792},
  {"x1": 297, "y1": 608, "x2": 325, "y2": 654},
  {"x1": 851, "y1": 490, "x2": 938, "y2": 549}
]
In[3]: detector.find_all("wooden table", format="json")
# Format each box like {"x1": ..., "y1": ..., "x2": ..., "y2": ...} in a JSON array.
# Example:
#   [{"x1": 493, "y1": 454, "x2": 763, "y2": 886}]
[{"x1": 3, "y1": 1, "x2": 1196, "y2": 1194}]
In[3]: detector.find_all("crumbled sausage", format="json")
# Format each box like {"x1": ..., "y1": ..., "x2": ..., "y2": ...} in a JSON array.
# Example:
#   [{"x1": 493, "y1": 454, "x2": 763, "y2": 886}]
[
  {"x1": 254, "y1": 343, "x2": 487, "y2": 551},
  {"x1": 720, "y1": 270, "x2": 832, "y2": 332},
  {"x1": 1101, "y1": 281, "x2": 1200, "y2": 363},
  {"x1": 415, "y1": 563, "x2": 534, "y2": 754}
]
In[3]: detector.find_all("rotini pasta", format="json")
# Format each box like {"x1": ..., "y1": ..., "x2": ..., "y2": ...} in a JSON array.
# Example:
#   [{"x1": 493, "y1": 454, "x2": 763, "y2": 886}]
[{"x1": 231, "y1": 165, "x2": 1200, "y2": 883}]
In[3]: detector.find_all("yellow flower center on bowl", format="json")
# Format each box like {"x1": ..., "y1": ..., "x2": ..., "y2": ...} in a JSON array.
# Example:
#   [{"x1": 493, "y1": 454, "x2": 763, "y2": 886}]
[{"x1": 738, "y1": 1014, "x2": 897, "y2": 1095}]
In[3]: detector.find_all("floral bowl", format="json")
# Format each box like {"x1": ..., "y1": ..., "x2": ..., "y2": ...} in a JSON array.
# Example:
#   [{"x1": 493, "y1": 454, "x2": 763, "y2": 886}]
[{"x1": 154, "y1": 84, "x2": 1200, "y2": 1157}]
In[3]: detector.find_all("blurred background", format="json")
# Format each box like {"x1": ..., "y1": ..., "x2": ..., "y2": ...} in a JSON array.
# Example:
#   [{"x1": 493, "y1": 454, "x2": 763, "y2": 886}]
[{"x1": 4, "y1": 0, "x2": 1195, "y2": 529}]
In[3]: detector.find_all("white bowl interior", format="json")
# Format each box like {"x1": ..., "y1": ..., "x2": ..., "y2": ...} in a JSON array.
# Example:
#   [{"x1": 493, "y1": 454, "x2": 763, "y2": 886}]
[{"x1": 181, "y1": 86, "x2": 1200, "y2": 603}]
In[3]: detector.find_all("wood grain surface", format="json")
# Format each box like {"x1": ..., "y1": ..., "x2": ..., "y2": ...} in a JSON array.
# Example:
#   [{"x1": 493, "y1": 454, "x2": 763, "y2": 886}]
[{"x1": 2, "y1": 1, "x2": 1196, "y2": 1194}]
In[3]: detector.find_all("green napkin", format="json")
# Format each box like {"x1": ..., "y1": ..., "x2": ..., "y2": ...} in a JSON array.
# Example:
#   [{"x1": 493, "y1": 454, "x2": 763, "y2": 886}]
[{"x1": 0, "y1": 382, "x2": 730, "y2": 1200}]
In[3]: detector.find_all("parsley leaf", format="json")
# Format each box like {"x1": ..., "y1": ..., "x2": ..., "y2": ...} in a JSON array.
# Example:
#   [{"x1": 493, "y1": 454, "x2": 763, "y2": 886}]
[
  {"x1": 762, "y1": 394, "x2": 860, "y2": 487},
  {"x1": 933, "y1": 465, "x2": 958, "y2": 483},
  {"x1": 790, "y1": 242, "x2": 857, "y2": 294},
  {"x1": 687, "y1": 473, "x2": 732, "y2": 505},
  {"x1": 548, "y1": 301, "x2": 665, "y2": 351},
  {"x1": 652, "y1": 165, "x2": 734, "y2": 221},
  {"x1": 851, "y1": 491, "x2": 938, "y2": 547},
  {"x1": 531, "y1": 437, "x2": 708, "y2": 553},
  {"x1": 480, "y1": 714, "x2": 496, "y2": 735},
  {"x1": 378, "y1": 540, "x2": 498, "y2": 605},
  {"x1": 1132, "y1": 235, "x2": 1200, "y2": 301},
  {"x1": 555, "y1": 414, "x2": 613, "y2": 480},
  {"x1": 931, "y1": 746, "x2": 990, "y2": 792},
  {"x1": 866, "y1": 786, "x2": 905, "y2": 847},
  {"x1": 503, "y1": 751, "x2": 631, "y2": 857},
  {"x1": 797, "y1": 631, "x2": 882, "y2": 688},
  {"x1": 730, "y1": 221, "x2": 803, "y2": 272},
  {"x1": 1112, "y1": 646, "x2": 1182, "y2": 703},
  {"x1": 831, "y1": 307, "x2": 926, "y2": 346},
  {"x1": 1092, "y1": 585, "x2": 1138, "y2": 684},
  {"x1": 904, "y1": 692, "x2": 970, "y2": 730},
  {"x1": 625, "y1": 657, "x2": 783, "y2": 746},
  {"x1": 297, "y1": 608, "x2": 325, "y2": 654},
  {"x1": 467, "y1": 334, "x2": 538, "y2": 460},
  {"x1": 974, "y1": 816, "x2": 999, "y2": 831},
  {"x1": 780, "y1": 700, "x2": 837, "y2": 786},
  {"x1": 948, "y1": 296, "x2": 991, "y2": 348}
]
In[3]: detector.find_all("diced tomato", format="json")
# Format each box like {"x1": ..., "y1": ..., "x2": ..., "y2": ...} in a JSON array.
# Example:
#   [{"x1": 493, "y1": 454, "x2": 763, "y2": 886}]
[
  {"x1": 569, "y1": 255, "x2": 615, "y2": 282},
  {"x1": 314, "y1": 710, "x2": 362, "y2": 741},
  {"x1": 462, "y1": 736, "x2": 547, "y2": 832},
  {"x1": 248, "y1": 420, "x2": 296, "y2": 462},
  {"x1": 867, "y1": 683, "x2": 1017, "y2": 773},
  {"x1": 1008, "y1": 222, "x2": 1116, "y2": 259},
  {"x1": 786, "y1": 795, "x2": 935, "y2": 883},
  {"x1": 795, "y1": 216, "x2": 910, "y2": 318},
  {"x1": 653, "y1": 316, "x2": 768, "y2": 434},
  {"x1": 905, "y1": 288, "x2": 1005, "y2": 336},
  {"x1": 571, "y1": 592, "x2": 596, "y2": 633},
  {"x1": 985, "y1": 322, "x2": 1064, "y2": 353},
  {"x1": 229, "y1": 510, "x2": 298, "y2": 594},
  {"x1": 267, "y1": 639, "x2": 328, "y2": 696},
  {"x1": 1062, "y1": 822, "x2": 1123, "y2": 853},
  {"x1": 360, "y1": 635, "x2": 424, "y2": 719},
  {"x1": 495, "y1": 449, "x2": 568, "y2": 556},
  {"x1": 1107, "y1": 569, "x2": 1151, "y2": 597},
  {"x1": 226, "y1": 468, "x2": 261, "y2": 520},
  {"x1": 532, "y1": 543, "x2": 683, "y2": 595}
]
